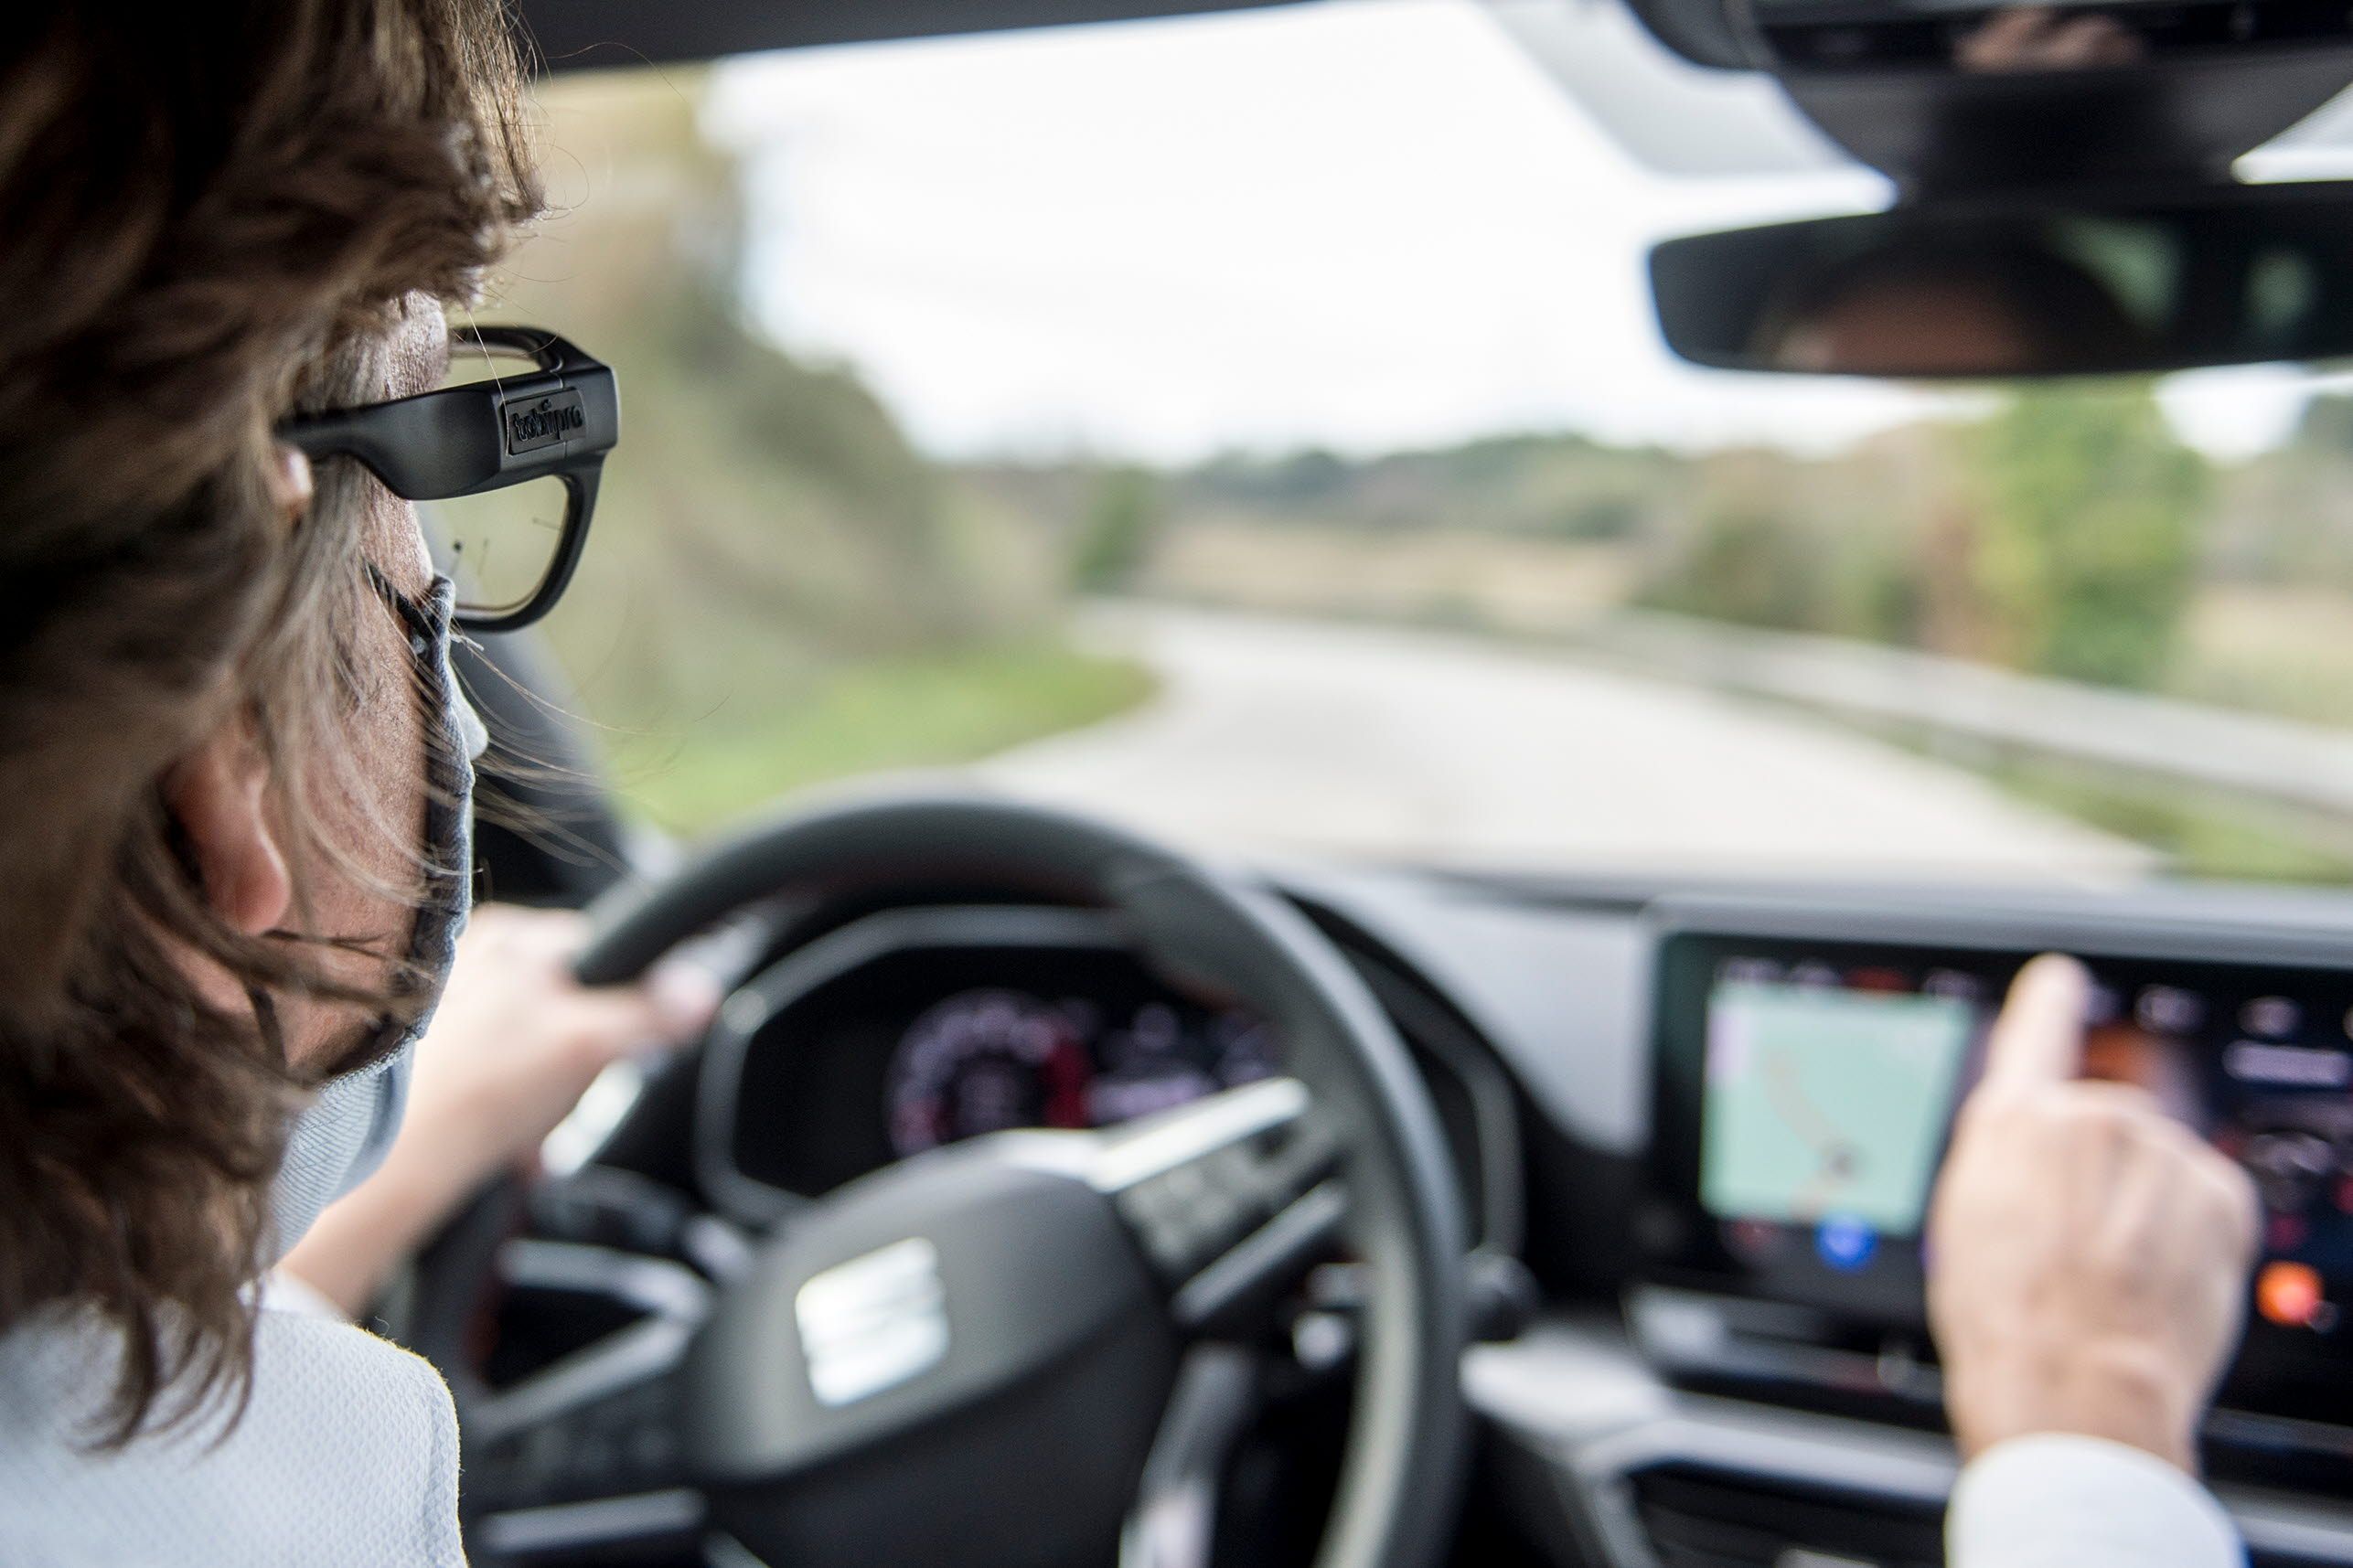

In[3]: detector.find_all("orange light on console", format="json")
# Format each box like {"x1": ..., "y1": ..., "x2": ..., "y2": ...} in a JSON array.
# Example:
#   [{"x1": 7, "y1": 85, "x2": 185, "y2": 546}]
[{"x1": 2257, "y1": 1261, "x2": 2325, "y2": 1329}]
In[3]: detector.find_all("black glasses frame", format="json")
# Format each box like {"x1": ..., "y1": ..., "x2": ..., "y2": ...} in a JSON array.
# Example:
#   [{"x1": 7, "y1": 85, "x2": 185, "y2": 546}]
[{"x1": 277, "y1": 325, "x2": 618, "y2": 633}]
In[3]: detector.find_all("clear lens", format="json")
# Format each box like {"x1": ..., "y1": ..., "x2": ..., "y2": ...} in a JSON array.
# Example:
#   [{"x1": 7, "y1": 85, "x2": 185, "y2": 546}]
[
  {"x1": 440, "y1": 332, "x2": 544, "y2": 387},
  {"x1": 422, "y1": 475, "x2": 571, "y2": 623}
]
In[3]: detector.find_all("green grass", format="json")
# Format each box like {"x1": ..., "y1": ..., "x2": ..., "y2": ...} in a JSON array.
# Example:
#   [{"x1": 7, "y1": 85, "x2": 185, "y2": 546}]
[
  {"x1": 1975, "y1": 758, "x2": 2353, "y2": 884},
  {"x1": 1876, "y1": 734, "x2": 2353, "y2": 884},
  {"x1": 611, "y1": 640, "x2": 1156, "y2": 834}
]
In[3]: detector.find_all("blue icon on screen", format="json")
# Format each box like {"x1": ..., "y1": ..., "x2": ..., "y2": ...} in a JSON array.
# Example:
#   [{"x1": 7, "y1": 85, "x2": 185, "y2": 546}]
[{"x1": 1816, "y1": 1215, "x2": 1877, "y2": 1272}]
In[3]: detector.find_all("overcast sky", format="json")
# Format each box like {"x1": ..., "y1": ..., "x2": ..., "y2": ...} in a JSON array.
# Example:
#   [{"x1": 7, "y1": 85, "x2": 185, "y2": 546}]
[{"x1": 708, "y1": 0, "x2": 2331, "y2": 465}]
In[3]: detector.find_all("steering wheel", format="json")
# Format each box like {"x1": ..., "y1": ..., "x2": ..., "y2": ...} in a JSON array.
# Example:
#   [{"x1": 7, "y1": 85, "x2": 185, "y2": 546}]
[{"x1": 421, "y1": 792, "x2": 1469, "y2": 1568}]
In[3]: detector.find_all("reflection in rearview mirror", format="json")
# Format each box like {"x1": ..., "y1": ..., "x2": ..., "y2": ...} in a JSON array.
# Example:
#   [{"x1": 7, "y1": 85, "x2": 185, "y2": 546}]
[{"x1": 1651, "y1": 184, "x2": 2353, "y2": 379}]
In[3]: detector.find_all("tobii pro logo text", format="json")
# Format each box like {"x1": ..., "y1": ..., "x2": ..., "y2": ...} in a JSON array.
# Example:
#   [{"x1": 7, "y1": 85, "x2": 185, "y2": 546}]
[{"x1": 505, "y1": 389, "x2": 586, "y2": 454}]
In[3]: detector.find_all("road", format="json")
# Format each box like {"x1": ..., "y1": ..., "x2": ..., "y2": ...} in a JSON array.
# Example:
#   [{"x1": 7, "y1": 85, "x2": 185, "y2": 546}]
[{"x1": 978, "y1": 604, "x2": 2153, "y2": 880}]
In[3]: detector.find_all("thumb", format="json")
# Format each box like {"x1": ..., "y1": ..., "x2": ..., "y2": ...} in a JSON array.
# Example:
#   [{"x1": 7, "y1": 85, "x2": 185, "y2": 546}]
[{"x1": 1980, "y1": 952, "x2": 2089, "y2": 1093}]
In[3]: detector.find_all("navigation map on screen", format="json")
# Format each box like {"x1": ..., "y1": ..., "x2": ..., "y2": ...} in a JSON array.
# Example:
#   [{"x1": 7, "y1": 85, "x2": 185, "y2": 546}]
[{"x1": 1699, "y1": 980, "x2": 1976, "y2": 1233}]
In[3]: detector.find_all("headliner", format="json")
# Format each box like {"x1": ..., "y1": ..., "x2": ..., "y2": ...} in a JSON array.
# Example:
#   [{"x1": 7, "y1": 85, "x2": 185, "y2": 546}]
[{"x1": 519, "y1": 0, "x2": 1310, "y2": 70}]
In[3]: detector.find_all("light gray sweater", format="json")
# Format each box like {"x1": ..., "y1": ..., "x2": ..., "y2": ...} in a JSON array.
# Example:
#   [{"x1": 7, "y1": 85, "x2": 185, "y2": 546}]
[{"x1": 0, "y1": 1290, "x2": 463, "y2": 1567}]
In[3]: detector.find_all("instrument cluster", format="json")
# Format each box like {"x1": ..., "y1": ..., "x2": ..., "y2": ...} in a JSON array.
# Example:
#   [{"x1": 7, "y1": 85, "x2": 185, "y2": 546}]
[
  {"x1": 701, "y1": 909, "x2": 1277, "y2": 1210},
  {"x1": 886, "y1": 986, "x2": 1276, "y2": 1157}
]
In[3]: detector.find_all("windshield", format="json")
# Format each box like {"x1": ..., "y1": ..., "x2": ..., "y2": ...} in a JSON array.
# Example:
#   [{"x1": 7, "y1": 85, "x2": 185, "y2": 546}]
[{"x1": 492, "y1": 0, "x2": 2353, "y2": 886}]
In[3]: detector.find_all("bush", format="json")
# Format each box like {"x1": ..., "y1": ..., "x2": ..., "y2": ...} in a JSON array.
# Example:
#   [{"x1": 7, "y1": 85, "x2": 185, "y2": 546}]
[
  {"x1": 1970, "y1": 386, "x2": 2204, "y2": 688},
  {"x1": 1071, "y1": 466, "x2": 1162, "y2": 592}
]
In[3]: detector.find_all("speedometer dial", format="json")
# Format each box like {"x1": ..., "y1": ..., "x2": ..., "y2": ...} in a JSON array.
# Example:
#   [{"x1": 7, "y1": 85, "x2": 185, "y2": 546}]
[
  {"x1": 886, "y1": 988, "x2": 1093, "y2": 1157},
  {"x1": 1086, "y1": 1003, "x2": 1278, "y2": 1124}
]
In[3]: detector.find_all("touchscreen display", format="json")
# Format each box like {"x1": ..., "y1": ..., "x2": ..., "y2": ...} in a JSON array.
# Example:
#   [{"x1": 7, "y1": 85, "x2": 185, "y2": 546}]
[
  {"x1": 1647, "y1": 929, "x2": 2353, "y2": 1425},
  {"x1": 1700, "y1": 979, "x2": 1974, "y2": 1236}
]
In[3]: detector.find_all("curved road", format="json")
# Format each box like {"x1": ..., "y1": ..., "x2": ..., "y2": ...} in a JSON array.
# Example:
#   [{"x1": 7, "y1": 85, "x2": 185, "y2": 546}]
[{"x1": 979, "y1": 604, "x2": 2152, "y2": 880}]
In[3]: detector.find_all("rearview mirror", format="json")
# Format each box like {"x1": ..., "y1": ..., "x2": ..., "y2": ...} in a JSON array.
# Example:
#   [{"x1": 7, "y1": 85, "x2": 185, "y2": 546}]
[{"x1": 1651, "y1": 183, "x2": 2353, "y2": 379}]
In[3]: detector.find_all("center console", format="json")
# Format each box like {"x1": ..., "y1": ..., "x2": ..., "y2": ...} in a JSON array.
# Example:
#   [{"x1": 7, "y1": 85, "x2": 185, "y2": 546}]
[
  {"x1": 1462, "y1": 893, "x2": 2353, "y2": 1568},
  {"x1": 1635, "y1": 899, "x2": 2353, "y2": 1480}
]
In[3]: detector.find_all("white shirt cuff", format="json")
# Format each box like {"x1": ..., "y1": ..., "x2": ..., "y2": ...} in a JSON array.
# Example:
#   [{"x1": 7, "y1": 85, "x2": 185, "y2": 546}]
[{"x1": 1948, "y1": 1434, "x2": 2243, "y2": 1568}]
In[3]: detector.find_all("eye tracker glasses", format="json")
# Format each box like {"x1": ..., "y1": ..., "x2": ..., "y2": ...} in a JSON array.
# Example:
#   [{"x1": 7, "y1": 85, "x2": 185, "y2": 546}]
[{"x1": 277, "y1": 326, "x2": 618, "y2": 633}]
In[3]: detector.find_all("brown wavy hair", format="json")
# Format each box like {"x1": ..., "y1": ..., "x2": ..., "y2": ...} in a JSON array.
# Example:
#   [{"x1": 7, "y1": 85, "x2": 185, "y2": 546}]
[{"x1": 0, "y1": 1, "x2": 540, "y2": 1441}]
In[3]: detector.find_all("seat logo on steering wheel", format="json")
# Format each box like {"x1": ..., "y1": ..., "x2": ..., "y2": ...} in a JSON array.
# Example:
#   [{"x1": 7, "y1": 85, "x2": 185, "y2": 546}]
[{"x1": 794, "y1": 1236, "x2": 951, "y2": 1407}]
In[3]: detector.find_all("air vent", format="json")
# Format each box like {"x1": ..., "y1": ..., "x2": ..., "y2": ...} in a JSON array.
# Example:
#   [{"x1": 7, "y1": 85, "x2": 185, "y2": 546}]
[
  {"x1": 1624, "y1": 1460, "x2": 2345, "y2": 1568},
  {"x1": 1629, "y1": 1287, "x2": 1945, "y2": 1428},
  {"x1": 1627, "y1": 1464, "x2": 1941, "y2": 1568}
]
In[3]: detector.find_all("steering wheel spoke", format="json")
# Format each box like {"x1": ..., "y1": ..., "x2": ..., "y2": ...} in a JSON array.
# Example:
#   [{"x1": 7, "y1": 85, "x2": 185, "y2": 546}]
[
  {"x1": 455, "y1": 1239, "x2": 711, "y2": 1556},
  {"x1": 1082, "y1": 1078, "x2": 1348, "y2": 1336},
  {"x1": 1119, "y1": 1344, "x2": 1264, "y2": 1568}
]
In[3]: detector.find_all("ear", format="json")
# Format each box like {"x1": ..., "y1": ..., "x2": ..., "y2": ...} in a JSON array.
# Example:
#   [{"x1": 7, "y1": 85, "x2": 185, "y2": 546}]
[
  {"x1": 162, "y1": 722, "x2": 294, "y2": 935},
  {"x1": 266, "y1": 443, "x2": 313, "y2": 528}
]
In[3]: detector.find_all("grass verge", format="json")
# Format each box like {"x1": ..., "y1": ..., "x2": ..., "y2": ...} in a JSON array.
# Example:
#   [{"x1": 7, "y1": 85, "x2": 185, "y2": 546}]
[
  {"x1": 1862, "y1": 729, "x2": 2353, "y2": 883},
  {"x1": 1964, "y1": 753, "x2": 2353, "y2": 884},
  {"x1": 612, "y1": 640, "x2": 1156, "y2": 834}
]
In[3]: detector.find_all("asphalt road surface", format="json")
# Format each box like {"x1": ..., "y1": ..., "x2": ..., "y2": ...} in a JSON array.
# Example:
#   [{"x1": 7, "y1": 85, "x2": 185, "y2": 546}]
[{"x1": 979, "y1": 604, "x2": 2153, "y2": 881}]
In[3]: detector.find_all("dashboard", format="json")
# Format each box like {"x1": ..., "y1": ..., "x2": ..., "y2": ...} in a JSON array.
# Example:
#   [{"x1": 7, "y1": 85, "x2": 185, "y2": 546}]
[
  {"x1": 565, "y1": 867, "x2": 2353, "y2": 1567},
  {"x1": 1249, "y1": 873, "x2": 2353, "y2": 1561}
]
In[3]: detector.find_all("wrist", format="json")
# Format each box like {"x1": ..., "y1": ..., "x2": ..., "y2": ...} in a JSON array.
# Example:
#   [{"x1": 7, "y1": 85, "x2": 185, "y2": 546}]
[
  {"x1": 365, "y1": 1128, "x2": 498, "y2": 1238},
  {"x1": 1951, "y1": 1341, "x2": 2201, "y2": 1472}
]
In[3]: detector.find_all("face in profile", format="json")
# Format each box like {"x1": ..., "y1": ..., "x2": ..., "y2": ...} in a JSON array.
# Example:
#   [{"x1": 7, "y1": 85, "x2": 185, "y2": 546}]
[
  {"x1": 1772, "y1": 275, "x2": 2046, "y2": 378},
  {"x1": 171, "y1": 297, "x2": 453, "y2": 1083},
  {"x1": 1758, "y1": 244, "x2": 2149, "y2": 379}
]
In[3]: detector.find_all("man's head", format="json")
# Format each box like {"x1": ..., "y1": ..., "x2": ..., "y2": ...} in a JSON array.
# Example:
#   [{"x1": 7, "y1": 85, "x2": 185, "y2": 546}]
[{"x1": 0, "y1": 2, "x2": 538, "y2": 1436}]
